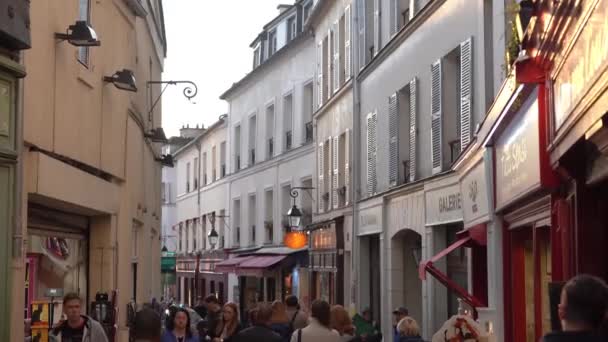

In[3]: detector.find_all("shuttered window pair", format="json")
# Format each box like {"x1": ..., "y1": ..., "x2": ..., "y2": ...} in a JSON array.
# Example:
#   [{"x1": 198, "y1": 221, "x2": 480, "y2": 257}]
[
  {"x1": 318, "y1": 130, "x2": 351, "y2": 212},
  {"x1": 431, "y1": 38, "x2": 473, "y2": 174},
  {"x1": 388, "y1": 78, "x2": 417, "y2": 187}
]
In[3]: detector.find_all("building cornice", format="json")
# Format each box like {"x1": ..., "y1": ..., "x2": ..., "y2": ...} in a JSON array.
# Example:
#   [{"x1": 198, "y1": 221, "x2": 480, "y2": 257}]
[
  {"x1": 313, "y1": 79, "x2": 353, "y2": 121},
  {"x1": 229, "y1": 143, "x2": 315, "y2": 181}
]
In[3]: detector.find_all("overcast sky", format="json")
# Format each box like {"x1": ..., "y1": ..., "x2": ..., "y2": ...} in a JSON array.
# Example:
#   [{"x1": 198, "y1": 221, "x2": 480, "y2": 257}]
[{"x1": 161, "y1": 0, "x2": 284, "y2": 137}]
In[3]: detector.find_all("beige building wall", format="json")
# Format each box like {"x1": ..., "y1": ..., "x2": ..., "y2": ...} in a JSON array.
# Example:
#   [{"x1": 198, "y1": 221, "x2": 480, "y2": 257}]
[{"x1": 11, "y1": 1, "x2": 166, "y2": 341}]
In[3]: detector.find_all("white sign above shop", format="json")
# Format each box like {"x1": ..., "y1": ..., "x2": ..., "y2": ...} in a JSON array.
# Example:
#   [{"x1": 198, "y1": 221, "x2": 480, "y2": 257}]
[
  {"x1": 358, "y1": 204, "x2": 383, "y2": 236},
  {"x1": 425, "y1": 183, "x2": 463, "y2": 226},
  {"x1": 460, "y1": 160, "x2": 490, "y2": 228}
]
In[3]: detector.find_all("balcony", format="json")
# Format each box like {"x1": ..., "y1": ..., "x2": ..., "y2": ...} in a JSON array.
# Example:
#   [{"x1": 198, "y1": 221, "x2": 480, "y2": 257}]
[
  {"x1": 305, "y1": 122, "x2": 313, "y2": 143},
  {"x1": 285, "y1": 131, "x2": 292, "y2": 151},
  {"x1": 250, "y1": 148, "x2": 256, "y2": 165},
  {"x1": 268, "y1": 138, "x2": 274, "y2": 158},
  {"x1": 221, "y1": 164, "x2": 226, "y2": 178}
]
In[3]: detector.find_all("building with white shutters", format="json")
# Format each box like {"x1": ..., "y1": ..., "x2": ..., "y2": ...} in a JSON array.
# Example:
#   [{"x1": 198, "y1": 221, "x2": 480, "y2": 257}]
[
  {"x1": 219, "y1": 2, "x2": 316, "y2": 316},
  {"x1": 307, "y1": 0, "x2": 355, "y2": 309},
  {"x1": 173, "y1": 119, "x2": 231, "y2": 306},
  {"x1": 353, "y1": 0, "x2": 507, "y2": 339}
]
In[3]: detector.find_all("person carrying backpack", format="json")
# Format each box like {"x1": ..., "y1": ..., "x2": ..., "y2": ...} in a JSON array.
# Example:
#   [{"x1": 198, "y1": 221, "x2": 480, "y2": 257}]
[{"x1": 285, "y1": 295, "x2": 309, "y2": 332}]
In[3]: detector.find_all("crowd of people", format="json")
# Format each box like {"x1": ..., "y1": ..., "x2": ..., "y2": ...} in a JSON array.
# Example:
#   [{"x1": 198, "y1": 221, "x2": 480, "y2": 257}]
[{"x1": 34, "y1": 274, "x2": 608, "y2": 341}]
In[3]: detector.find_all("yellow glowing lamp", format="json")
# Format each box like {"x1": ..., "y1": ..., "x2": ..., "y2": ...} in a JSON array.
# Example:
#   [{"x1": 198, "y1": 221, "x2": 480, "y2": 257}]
[{"x1": 284, "y1": 231, "x2": 308, "y2": 249}]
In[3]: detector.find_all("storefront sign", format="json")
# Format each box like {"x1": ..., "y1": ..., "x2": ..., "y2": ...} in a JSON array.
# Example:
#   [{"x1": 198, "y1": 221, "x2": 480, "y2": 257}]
[
  {"x1": 554, "y1": 0, "x2": 608, "y2": 130},
  {"x1": 460, "y1": 161, "x2": 490, "y2": 228},
  {"x1": 311, "y1": 225, "x2": 336, "y2": 250},
  {"x1": 495, "y1": 92, "x2": 541, "y2": 210},
  {"x1": 358, "y1": 205, "x2": 382, "y2": 236},
  {"x1": 425, "y1": 183, "x2": 463, "y2": 225}
]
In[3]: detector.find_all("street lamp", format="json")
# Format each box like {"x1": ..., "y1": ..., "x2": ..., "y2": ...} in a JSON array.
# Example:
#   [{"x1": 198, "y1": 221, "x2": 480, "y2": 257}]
[
  {"x1": 208, "y1": 213, "x2": 219, "y2": 248},
  {"x1": 55, "y1": 21, "x2": 101, "y2": 47},
  {"x1": 286, "y1": 187, "x2": 313, "y2": 231},
  {"x1": 104, "y1": 69, "x2": 138, "y2": 92}
]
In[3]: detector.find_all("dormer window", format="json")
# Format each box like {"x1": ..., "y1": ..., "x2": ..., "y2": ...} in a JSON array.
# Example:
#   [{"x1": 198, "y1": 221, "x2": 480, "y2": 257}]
[
  {"x1": 303, "y1": 1, "x2": 312, "y2": 23},
  {"x1": 253, "y1": 45, "x2": 261, "y2": 68}
]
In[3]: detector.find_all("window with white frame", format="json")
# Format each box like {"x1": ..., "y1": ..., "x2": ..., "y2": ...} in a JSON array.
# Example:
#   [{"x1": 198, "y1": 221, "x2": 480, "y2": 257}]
[
  {"x1": 234, "y1": 199, "x2": 241, "y2": 246},
  {"x1": 303, "y1": 1, "x2": 313, "y2": 23},
  {"x1": 186, "y1": 162, "x2": 191, "y2": 193},
  {"x1": 268, "y1": 29, "x2": 278, "y2": 56},
  {"x1": 249, "y1": 115, "x2": 257, "y2": 165},
  {"x1": 266, "y1": 104, "x2": 275, "y2": 159},
  {"x1": 212, "y1": 145, "x2": 217, "y2": 180},
  {"x1": 234, "y1": 125, "x2": 241, "y2": 171},
  {"x1": 287, "y1": 16, "x2": 297, "y2": 41},
  {"x1": 203, "y1": 152, "x2": 208, "y2": 185},
  {"x1": 249, "y1": 194, "x2": 256, "y2": 246},
  {"x1": 283, "y1": 93, "x2": 293, "y2": 151},
  {"x1": 193, "y1": 158, "x2": 199, "y2": 189},
  {"x1": 220, "y1": 142, "x2": 227, "y2": 177},
  {"x1": 388, "y1": 78, "x2": 417, "y2": 186}
]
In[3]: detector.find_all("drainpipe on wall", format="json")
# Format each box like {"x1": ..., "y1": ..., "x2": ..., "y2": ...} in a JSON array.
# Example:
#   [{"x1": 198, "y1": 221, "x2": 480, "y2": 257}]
[
  {"x1": 13, "y1": 52, "x2": 24, "y2": 260},
  {"x1": 351, "y1": 2, "x2": 362, "y2": 314}
]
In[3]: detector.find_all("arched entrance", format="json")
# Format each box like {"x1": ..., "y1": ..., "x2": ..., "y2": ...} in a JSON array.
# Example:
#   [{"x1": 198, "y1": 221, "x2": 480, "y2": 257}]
[{"x1": 390, "y1": 229, "x2": 423, "y2": 324}]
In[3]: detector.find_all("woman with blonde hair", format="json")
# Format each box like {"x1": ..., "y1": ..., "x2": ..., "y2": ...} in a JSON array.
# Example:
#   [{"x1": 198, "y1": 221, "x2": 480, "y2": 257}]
[
  {"x1": 396, "y1": 317, "x2": 423, "y2": 342},
  {"x1": 270, "y1": 300, "x2": 291, "y2": 341},
  {"x1": 213, "y1": 302, "x2": 241, "y2": 342},
  {"x1": 330, "y1": 305, "x2": 359, "y2": 341}
]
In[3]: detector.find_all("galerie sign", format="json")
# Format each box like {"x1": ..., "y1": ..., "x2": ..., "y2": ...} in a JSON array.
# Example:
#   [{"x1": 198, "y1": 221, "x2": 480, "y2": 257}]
[
  {"x1": 425, "y1": 183, "x2": 462, "y2": 225},
  {"x1": 495, "y1": 91, "x2": 541, "y2": 210},
  {"x1": 460, "y1": 161, "x2": 489, "y2": 228}
]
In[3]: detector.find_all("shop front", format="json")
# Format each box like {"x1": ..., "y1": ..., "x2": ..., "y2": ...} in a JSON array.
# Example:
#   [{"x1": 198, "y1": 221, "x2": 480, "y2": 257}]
[
  {"x1": 307, "y1": 218, "x2": 344, "y2": 307},
  {"x1": 161, "y1": 252, "x2": 177, "y2": 301},
  {"x1": 176, "y1": 250, "x2": 228, "y2": 306},
  {"x1": 487, "y1": 83, "x2": 557, "y2": 341},
  {"x1": 547, "y1": 0, "x2": 608, "y2": 286},
  {"x1": 357, "y1": 200, "x2": 383, "y2": 325},
  {"x1": 420, "y1": 177, "x2": 487, "y2": 336}
]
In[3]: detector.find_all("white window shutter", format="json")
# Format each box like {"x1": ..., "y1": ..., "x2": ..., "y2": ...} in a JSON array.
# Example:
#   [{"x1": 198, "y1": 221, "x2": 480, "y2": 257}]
[
  {"x1": 317, "y1": 41, "x2": 324, "y2": 108},
  {"x1": 344, "y1": 5, "x2": 352, "y2": 79},
  {"x1": 358, "y1": 0, "x2": 367, "y2": 69},
  {"x1": 374, "y1": 0, "x2": 381, "y2": 56},
  {"x1": 333, "y1": 21, "x2": 340, "y2": 92},
  {"x1": 332, "y1": 136, "x2": 340, "y2": 208},
  {"x1": 318, "y1": 142, "x2": 325, "y2": 213},
  {"x1": 328, "y1": 29, "x2": 333, "y2": 98},
  {"x1": 388, "y1": 93, "x2": 399, "y2": 186},
  {"x1": 366, "y1": 112, "x2": 378, "y2": 196},
  {"x1": 460, "y1": 37, "x2": 473, "y2": 151},
  {"x1": 431, "y1": 60, "x2": 443, "y2": 174},
  {"x1": 344, "y1": 129, "x2": 351, "y2": 205},
  {"x1": 390, "y1": 0, "x2": 398, "y2": 36},
  {"x1": 409, "y1": 77, "x2": 417, "y2": 182}
]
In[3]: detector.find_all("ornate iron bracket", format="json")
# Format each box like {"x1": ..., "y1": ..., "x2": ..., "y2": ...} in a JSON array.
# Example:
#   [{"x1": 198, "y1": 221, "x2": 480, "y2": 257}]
[{"x1": 146, "y1": 80, "x2": 198, "y2": 121}]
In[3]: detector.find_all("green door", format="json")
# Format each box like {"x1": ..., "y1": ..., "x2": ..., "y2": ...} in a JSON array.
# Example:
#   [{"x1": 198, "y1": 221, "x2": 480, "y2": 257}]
[{"x1": 0, "y1": 68, "x2": 17, "y2": 341}]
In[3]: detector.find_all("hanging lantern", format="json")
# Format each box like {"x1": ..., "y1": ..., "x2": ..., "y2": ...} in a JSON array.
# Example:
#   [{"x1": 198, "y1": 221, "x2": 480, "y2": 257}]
[{"x1": 284, "y1": 231, "x2": 308, "y2": 249}]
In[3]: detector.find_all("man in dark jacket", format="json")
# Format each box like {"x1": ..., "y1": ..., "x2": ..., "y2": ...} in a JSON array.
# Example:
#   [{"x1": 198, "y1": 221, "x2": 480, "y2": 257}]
[
  {"x1": 204, "y1": 295, "x2": 222, "y2": 339},
  {"x1": 542, "y1": 274, "x2": 608, "y2": 342},
  {"x1": 232, "y1": 303, "x2": 282, "y2": 342}
]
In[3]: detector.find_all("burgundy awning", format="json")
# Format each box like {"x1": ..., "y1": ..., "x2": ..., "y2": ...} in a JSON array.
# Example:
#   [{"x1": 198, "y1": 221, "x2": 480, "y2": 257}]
[
  {"x1": 235, "y1": 255, "x2": 287, "y2": 276},
  {"x1": 214, "y1": 256, "x2": 255, "y2": 273},
  {"x1": 418, "y1": 224, "x2": 487, "y2": 309}
]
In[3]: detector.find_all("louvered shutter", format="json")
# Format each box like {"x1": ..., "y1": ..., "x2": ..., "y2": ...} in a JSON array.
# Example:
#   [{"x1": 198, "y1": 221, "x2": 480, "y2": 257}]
[
  {"x1": 328, "y1": 29, "x2": 333, "y2": 98},
  {"x1": 431, "y1": 60, "x2": 443, "y2": 174},
  {"x1": 460, "y1": 38, "x2": 473, "y2": 151},
  {"x1": 374, "y1": 0, "x2": 381, "y2": 56},
  {"x1": 389, "y1": 93, "x2": 399, "y2": 186},
  {"x1": 409, "y1": 78, "x2": 417, "y2": 182},
  {"x1": 366, "y1": 112, "x2": 378, "y2": 196},
  {"x1": 333, "y1": 21, "x2": 340, "y2": 92},
  {"x1": 318, "y1": 142, "x2": 325, "y2": 212},
  {"x1": 317, "y1": 41, "x2": 324, "y2": 108},
  {"x1": 390, "y1": 0, "x2": 398, "y2": 35},
  {"x1": 357, "y1": 0, "x2": 366, "y2": 69},
  {"x1": 332, "y1": 136, "x2": 340, "y2": 208},
  {"x1": 344, "y1": 5, "x2": 352, "y2": 79},
  {"x1": 344, "y1": 128, "x2": 351, "y2": 204}
]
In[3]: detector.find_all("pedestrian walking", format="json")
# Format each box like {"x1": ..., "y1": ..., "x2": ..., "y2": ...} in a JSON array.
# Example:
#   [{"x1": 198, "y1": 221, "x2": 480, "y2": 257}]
[
  {"x1": 285, "y1": 295, "x2": 309, "y2": 331},
  {"x1": 291, "y1": 300, "x2": 340, "y2": 342},
  {"x1": 269, "y1": 300, "x2": 292, "y2": 341},
  {"x1": 132, "y1": 306, "x2": 162, "y2": 342},
  {"x1": 396, "y1": 317, "x2": 423, "y2": 342},
  {"x1": 161, "y1": 307, "x2": 197, "y2": 342},
  {"x1": 391, "y1": 307, "x2": 408, "y2": 342},
  {"x1": 203, "y1": 295, "x2": 222, "y2": 339},
  {"x1": 232, "y1": 303, "x2": 283, "y2": 342},
  {"x1": 542, "y1": 274, "x2": 608, "y2": 342},
  {"x1": 212, "y1": 302, "x2": 241, "y2": 342},
  {"x1": 193, "y1": 297, "x2": 207, "y2": 320},
  {"x1": 330, "y1": 305, "x2": 360, "y2": 342},
  {"x1": 352, "y1": 308, "x2": 381, "y2": 342},
  {"x1": 49, "y1": 292, "x2": 109, "y2": 342}
]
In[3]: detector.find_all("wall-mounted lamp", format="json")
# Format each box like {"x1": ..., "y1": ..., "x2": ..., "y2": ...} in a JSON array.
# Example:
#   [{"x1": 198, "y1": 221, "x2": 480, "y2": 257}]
[
  {"x1": 155, "y1": 155, "x2": 174, "y2": 168},
  {"x1": 104, "y1": 69, "x2": 137, "y2": 92},
  {"x1": 144, "y1": 127, "x2": 168, "y2": 143},
  {"x1": 55, "y1": 21, "x2": 101, "y2": 47}
]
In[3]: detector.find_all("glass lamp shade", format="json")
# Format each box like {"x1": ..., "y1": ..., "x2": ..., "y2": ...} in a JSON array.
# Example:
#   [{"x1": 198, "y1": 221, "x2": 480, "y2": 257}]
[
  {"x1": 287, "y1": 205, "x2": 302, "y2": 230},
  {"x1": 208, "y1": 228, "x2": 219, "y2": 248}
]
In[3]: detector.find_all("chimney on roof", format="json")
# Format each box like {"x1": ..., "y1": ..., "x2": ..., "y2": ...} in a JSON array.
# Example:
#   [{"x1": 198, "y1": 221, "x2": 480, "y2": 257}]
[
  {"x1": 179, "y1": 124, "x2": 205, "y2": 139},
  {"x1": 277, "y1": 4, "x2": 291, "y2": 13}
]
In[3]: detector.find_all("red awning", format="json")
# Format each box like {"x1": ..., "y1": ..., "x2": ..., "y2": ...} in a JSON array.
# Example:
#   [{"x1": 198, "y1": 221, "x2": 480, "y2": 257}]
[
  {"x1": 214, "y1": 256, "x2": 255, "y2": 273},
  {"x1": 418, "y1": 224, "x2": 487, "y2": 309}
]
